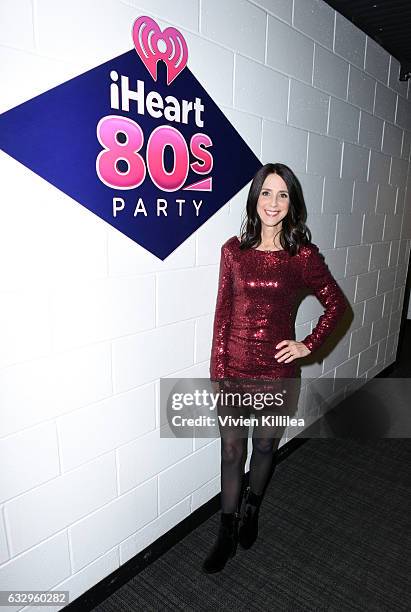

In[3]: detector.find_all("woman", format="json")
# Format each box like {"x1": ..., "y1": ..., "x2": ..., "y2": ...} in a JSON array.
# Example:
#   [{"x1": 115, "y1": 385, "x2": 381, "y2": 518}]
[{"x1": 202, "y1": 162, "x2": 348, "y2": 573}]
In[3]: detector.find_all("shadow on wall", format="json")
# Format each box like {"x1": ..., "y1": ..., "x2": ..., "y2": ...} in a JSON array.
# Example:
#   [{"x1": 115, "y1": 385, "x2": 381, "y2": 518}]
[{"x1": 301, "y1": 376, "x2": 411, "y2": 439}]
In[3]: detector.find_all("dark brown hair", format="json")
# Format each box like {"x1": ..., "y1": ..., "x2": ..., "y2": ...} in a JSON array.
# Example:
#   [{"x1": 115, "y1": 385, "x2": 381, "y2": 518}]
[{"x1": 238, "y1": 163, "x2": 312, "y2": 256}]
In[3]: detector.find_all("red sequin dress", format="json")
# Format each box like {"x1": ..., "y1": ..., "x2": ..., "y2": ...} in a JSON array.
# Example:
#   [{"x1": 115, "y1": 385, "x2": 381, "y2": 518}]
[{"x1": 210, "y1": 236, "x2": 348, "y2": 382}]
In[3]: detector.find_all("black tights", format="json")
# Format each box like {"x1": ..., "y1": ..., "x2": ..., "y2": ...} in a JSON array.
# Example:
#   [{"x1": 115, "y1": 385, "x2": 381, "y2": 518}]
[
  {"x1": 218, "y1": 377, "x2": 300, "y2": 514},
  {"x1": 220, "y1": 432, "x2": 281, "y2": 513}
]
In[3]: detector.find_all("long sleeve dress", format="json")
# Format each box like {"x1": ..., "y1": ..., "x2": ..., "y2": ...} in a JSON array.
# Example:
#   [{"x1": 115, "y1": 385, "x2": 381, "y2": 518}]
[{"x1": 210, "y1": 235, "x2": 348, "y2": 382}]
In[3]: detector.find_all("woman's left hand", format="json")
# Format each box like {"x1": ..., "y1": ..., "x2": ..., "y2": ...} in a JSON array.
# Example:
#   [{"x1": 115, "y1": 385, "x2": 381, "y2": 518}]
[{"x1": 274, "y1": 340, "x2": 311, "y2": 362}]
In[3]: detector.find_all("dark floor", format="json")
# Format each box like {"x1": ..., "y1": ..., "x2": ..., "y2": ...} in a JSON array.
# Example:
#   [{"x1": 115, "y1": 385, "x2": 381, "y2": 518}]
[
  {"x1": 92, "y1": 438, "x2": 411, "y2": 612},
  {"x1": 91, "y1": 324, "x2": 411, "y2": 612}
]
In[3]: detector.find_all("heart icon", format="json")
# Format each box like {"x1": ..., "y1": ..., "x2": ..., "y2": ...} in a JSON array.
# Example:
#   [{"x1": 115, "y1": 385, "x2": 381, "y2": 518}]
[{"x1": 132, "y1": 16, "x2": 188, "y2": 86}]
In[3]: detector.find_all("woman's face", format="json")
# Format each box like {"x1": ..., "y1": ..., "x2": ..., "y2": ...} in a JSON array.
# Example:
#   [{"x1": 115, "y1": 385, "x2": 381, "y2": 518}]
[{"x1": 256, "y1": 173, "x2": 290, "y2": 228}]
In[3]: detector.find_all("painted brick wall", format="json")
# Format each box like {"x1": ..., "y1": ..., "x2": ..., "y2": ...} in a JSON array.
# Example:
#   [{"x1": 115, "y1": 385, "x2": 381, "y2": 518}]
[{"x1": 0, "y1": 0, "x2": 410, "y2": 607}]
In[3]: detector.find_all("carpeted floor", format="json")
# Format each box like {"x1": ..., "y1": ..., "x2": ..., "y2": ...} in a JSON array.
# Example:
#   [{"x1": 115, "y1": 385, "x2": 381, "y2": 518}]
[{"x1": 92, "y1": 436, "x2": 411, "y2": 612}]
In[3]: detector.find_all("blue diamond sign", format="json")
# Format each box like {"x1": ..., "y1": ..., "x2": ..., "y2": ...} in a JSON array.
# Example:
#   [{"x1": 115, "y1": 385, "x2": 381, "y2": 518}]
[{"x1": 0, "y1": 16, "x2": 262, "y2": 260}]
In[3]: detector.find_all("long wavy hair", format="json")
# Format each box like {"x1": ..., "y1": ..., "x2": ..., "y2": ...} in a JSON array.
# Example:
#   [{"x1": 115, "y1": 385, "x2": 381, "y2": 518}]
[{"x1": 238, "y1": 163, "x2": 312, "y2": 256}]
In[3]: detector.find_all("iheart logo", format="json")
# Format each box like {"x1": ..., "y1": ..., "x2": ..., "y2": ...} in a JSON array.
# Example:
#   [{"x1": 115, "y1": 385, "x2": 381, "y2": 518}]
[
  {"x1": 0, "y1": 14, "x2": 262, "y2": 259},
  {"x1": 132, "y1": 15, "x2": 188, "y2": 86}
]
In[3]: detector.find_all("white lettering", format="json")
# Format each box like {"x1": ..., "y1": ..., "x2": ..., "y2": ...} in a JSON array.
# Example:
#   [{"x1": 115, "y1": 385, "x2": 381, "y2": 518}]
[
  {"x1": 112, "y1": 197, "x2": 125, "y2": 216},
  {"x1": 111, "y1": 74, "x2": 205, "y2": 127},
  {"x1": 146, "y1": 91, "x2": 164, "y2": 118},
  {"x1": 133, "y1": 197, "x2": 148, "y2": 216},
  {"x1": 157, "y1": 198, "x2": 168, "y2": 216},
  {"x1": 113, "y1": 196, "x2": 204, "y2": 218}
]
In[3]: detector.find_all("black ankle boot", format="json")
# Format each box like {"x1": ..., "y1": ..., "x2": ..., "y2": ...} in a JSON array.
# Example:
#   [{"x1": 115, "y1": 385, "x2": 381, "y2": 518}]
[
  {"x1": 238, "y1": 485, "x2": 263, "y2": 549},
  {"x1": 202, "y1": 511, "x2": 240, "y2": 573}
]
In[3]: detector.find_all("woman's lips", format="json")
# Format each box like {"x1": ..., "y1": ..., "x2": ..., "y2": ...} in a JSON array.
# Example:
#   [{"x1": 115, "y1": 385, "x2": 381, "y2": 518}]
[{"x1": 264, "y1": 210, "x2": 279, "y2": 217}]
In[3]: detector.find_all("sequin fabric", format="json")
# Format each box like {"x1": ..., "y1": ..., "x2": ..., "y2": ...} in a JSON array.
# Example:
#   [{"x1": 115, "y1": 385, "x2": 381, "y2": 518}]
[{"x1": 210, "y1": 236, "x2": 348, "y2": 381}]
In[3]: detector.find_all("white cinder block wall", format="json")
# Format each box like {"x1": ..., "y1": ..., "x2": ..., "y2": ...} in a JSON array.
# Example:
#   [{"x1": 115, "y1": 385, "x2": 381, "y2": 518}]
[{"x1": 1, "y1": 0, "x2": 410, "y2": 607}]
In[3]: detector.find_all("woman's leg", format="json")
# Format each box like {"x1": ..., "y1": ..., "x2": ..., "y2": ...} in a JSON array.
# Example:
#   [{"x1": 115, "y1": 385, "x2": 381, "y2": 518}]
[
  {"x1": 220, "y1": 433, "x2": 248, "y2": 513},
  {"x1": 248, "y1": 376, "x2": 301, "y2": 495},
  {"x1": 217, "y1": 380, "x2": 249, "y2": 511},
  {"x1": 202, "y1": 388, "x2": 248, "y2": 572},
  {"x1": 249, "y1": 429, "x2": 282, "y2": 495},
  {"x1": 238, "y1": 379, "x2": 302, "y2": 550}
]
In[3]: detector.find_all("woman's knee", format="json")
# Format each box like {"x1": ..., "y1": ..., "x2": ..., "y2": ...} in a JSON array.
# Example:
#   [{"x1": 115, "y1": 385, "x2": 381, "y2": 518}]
[
  {"x1": 221, "y1": 437, "x2": 245, "y2": 464},
  {"x1": 252, "y1": 436, "x2": 275, "y2": 455}
]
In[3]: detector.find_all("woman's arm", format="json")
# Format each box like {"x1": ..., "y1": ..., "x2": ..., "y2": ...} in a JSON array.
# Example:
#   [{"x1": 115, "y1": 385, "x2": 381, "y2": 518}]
[
  {"x1": 300, "y1": 244, "x2": 348, "y2": 354},
  {"x1": 210, "y1": 243, "x2": 233, "y2": 381}
]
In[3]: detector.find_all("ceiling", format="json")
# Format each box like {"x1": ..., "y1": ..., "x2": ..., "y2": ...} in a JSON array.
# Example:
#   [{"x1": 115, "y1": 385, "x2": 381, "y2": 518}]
[{"x1": 323, "y1": 0, "x2": 411, "y2": 80}]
